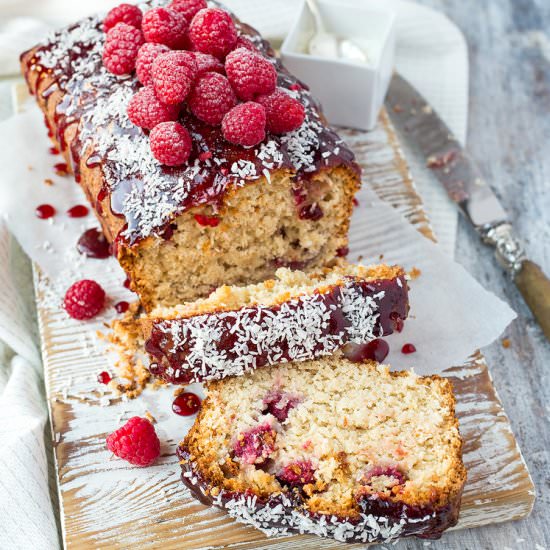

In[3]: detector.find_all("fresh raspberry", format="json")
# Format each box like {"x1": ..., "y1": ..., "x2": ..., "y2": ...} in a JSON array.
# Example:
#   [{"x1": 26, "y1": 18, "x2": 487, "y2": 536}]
[
  {"x1": 151, "y1": 51, "x2": 197, "y2": 104},
  {"x1": 150, "y1": 122, "x2": 192, "y2": 166},
  {"x1": 142, "y1": 7, "x2": 188, "y2": 49},
  {"x1": 225, "y1": 47, "x2": 277, "y2": 100},
  {"x1": 278, "y1": 460, "x2": 316, "y2": 487},
  {"x1": 103, "y1": 23, "x2": 144, "y2": 75},
  {"x1": 257, "y1": 88, "x2": 306, "y2": 134},
  {"x1": 189, "y1": 72, "x2": 237, "y2": 125},
  {"x1": 193, "y1": 52, "x2": 224, "y2": 76},
  {"x1": 136, "y1": 43, "x2": 170, "y2": 86},
  {"x1": 188, "y1": 7, "x2": 238, "y2": 59},
  {"x1": 127, "y1": 86, "x2": 179, "y2": 130},
  {"x1": 222, "y1": 101, "x2": 266, "y2": 147},
  {"x1": 106, "y1": 416, "x2": 160, "y2": 467},
  {"x1": 233, "y1": 423, "x2": 276, "y2": 465},
  {"x1": 63, "y1": 279, "x2": 106, "y2": 320},
  {"x1": 103, "y1": 3, "x2": 143, "y2": 32},
  {"x1": 235, "y1": 35, "x2": 257, "y2": 51},
  {"x1": 169, "y1": 0, "x2": 207, "y2": 22}
]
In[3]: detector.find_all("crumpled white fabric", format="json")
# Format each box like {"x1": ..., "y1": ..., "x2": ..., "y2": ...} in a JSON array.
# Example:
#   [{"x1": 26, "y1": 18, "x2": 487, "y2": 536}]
[{"x1": 0, "y1": 1, "x2": 469, "y2": 549}]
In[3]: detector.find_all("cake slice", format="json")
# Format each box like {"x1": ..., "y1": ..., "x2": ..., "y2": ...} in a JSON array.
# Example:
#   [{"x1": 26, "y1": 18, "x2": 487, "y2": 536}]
[
  {"x1": 142, "y1": 263, "x2": 408, "y2": 384},
  {"x1": 178, "y1": 355, "x2": 466, "y2": 544},
  {"x1": 20, "y1": 1, "x2": 360, "y2": 311}
]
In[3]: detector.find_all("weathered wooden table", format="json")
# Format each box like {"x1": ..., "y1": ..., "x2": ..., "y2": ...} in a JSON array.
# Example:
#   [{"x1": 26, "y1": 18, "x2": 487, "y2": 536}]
[{"x1": 393, "y1": 0, "x2": 550, "y2": 548}]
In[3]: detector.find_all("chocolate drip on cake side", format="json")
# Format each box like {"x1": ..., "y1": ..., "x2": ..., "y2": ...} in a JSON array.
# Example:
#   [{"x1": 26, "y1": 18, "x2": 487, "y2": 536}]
[
  {"x1": 21, "y1": 2, "x2": 359, "y2": 249},
  {"x1": 176, "y1": 444, "x2": 462, "y2": 543}
]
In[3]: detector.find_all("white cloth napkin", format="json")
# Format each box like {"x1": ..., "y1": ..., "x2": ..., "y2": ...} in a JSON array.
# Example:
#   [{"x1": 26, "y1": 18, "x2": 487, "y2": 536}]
[{"x1": 0, "y1": 1, "x2": 470, "y2": 548}]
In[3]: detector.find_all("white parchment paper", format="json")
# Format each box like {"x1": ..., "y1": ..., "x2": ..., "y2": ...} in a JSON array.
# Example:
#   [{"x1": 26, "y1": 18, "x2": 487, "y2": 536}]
[{"x1": 0, "y1": 103, "x2": 515, "y2": 376}]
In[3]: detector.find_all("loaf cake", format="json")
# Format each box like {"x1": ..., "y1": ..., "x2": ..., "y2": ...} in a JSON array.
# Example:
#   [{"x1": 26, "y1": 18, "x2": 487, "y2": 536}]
[
  {"x1": 21, "y1": 0, "x2": 360, "y2": 311},
  {"x1": 143, "y1": 262, "x2": 408, "y2": 383},
  {"x1": 179, "y1": 355, "x2": 466, "y2": 543}
]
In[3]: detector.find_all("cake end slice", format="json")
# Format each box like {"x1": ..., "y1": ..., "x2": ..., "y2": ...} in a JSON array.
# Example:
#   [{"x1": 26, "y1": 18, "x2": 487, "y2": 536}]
[{"x1": 178, "y1": 356, "x2": 466, "y2": 544}]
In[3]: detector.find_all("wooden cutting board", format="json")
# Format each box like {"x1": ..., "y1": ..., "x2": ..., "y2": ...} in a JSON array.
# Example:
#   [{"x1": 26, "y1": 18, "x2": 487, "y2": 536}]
[{"x1": 16, "y1": 84, "x2": 534, "y2": 548}]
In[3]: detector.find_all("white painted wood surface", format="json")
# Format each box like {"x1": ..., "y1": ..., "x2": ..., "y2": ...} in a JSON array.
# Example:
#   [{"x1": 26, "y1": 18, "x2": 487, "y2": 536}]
[{"x1": 31, "y1": 108, "x2": 535, "y2": 549}]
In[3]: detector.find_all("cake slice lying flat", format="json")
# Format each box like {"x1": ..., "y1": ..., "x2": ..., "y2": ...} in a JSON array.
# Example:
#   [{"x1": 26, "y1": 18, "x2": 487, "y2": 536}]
[
  {"x1": 178, "y1": 355, "x2": 466, "y2": 544},
  {"x1": 142, "y1": 263, "x2": 408, "y2": 384}
]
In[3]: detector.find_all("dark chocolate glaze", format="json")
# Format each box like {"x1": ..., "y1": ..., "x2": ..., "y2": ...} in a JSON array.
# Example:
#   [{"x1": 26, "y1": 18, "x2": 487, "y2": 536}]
[
  {"x1": 146, "y1": 275, "x2": 409, "y2": 384},
  {"x1": 21, "y1": 2, "x2": 359, "y2": 247},
  {"x1": 176, "y1": 445, "x2": 462, "y2": 543}
]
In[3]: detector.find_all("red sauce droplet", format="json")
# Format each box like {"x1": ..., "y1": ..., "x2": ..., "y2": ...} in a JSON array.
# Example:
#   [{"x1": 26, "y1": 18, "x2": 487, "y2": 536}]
[
  {"x1": 36, "y1": 204, "x2": 56, "y2": 219},
  {"x1": 49, "y1": 146, "x2": 59, "y2": 155},
  {"x1": 343, "y1": 339, "x2": 390, "y2": 363},
  {"x1": 172, "y1": 392, "x2": 202, "y2": 416},
  {"x1": 401, "y1": 343, "x2": 417, "y2": 354},
  {"x1": 123, "y1": 276, "x2": 132, "y2": 289},
  {"x1": 115, "y1": 301, "x2": 129, "y2": 314},
  {"x1": 198, "y1": 150, "x2": 212, "y2": 161},
  {"x1": 353, "y1": 197, "x2": 359, "y2": 207},
  {"x1": 336, "y1": 246, "x2": 349, "y2": 257},
  {"x1": 67, "y1": 204, "x2": 89, "y2": 218},
  {"x1": 97, "y1": 371, "x2": 111, "y2": 384},
  {"x1": 194, "y1": 214, "x2": 220, "y2": 227},
  {"x1": 54, "y1": 162, "x2": 69, "y2": 176},
  {"x1": 390, "y1": 311, "x2": 404, "y2": 333},
  {"x1": 77, "y1": 228, "x2": 110, "y2": 259}
]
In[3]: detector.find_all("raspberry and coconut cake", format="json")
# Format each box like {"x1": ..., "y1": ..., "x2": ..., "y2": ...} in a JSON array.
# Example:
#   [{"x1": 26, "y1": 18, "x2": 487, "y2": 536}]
[
  {"x1": 21, "y1": 0, "x2": 360, "y2": 311},
  {"x1": 142, "y1": 262, "x2": 409, "y2": 383},
  {"x1": 179, "y1": 357, "x2": 466, "y2": 543}
]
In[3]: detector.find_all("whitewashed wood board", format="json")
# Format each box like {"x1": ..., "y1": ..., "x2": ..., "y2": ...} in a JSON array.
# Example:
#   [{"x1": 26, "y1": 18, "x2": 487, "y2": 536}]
[{"x1": 21, "y1": 87, "x2": 533, "y2": 549}]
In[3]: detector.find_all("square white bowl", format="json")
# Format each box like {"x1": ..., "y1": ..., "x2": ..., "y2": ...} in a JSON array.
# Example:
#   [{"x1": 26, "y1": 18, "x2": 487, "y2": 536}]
[{"x1": 281, "y1": 0, "x2": 396, "y2": 131}]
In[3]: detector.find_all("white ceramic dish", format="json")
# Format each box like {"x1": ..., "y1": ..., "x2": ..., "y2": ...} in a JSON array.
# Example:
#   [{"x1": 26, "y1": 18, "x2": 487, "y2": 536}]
[{"x1": 281, "y1": 0, "x2": 396, "y2": 131}]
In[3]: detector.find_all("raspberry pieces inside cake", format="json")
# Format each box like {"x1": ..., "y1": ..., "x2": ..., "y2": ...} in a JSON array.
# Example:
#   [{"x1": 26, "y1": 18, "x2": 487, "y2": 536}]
[{"x1": 179, "y1": 357, "x2": 466, "y2": 543}]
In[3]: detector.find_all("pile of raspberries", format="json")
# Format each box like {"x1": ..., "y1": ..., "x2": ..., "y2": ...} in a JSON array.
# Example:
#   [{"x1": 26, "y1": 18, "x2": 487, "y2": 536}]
[{"x1": 102, "y1": 2, "x2": 306, "y2": 166}]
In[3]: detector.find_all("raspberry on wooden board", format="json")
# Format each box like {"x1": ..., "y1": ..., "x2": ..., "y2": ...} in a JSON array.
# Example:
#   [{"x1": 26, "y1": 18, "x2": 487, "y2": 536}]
[
  {"x1": 106, "y1": 417, "x2": 160, "y2": 467},
  {"x1": 63, "y1": 280, "x2": 106, "y2": 320}
]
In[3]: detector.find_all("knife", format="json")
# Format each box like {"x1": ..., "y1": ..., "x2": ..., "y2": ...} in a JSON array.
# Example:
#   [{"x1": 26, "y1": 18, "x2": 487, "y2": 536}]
[{"x1": 385, "y1": 73, "x2": 550, "y2": 342}]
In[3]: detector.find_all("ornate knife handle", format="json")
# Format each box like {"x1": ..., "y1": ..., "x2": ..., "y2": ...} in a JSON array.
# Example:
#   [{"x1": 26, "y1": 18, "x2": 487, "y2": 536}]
[
  {"x1": 481, "y1": 222, "x2": 550, "y2": 341},
  {"x1": 480, "y1": 222, "x2": 526, "y2": 275}
]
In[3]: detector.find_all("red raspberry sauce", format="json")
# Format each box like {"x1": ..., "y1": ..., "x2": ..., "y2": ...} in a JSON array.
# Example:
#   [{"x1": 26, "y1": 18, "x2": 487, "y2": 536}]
[
  {"x1": 36, "y1": 204, "x2": 56, "y2": 219},
  {"x1": 172, "y1": 392, "x2": 202, "y2": 416},
  {"x1": 97, "y1": 371, "x2": 112, "y2": 384},
  {"x1": 115, "y1": 301, "x2": 130, "y2": 314},
  {"x1": 67, "y1": 205, "x2": 89, "y2": 218},
  {"x1": 77, "y1": 228, "x2": 110, "y2": 259},
  {"x1": 401, "y1": 343, "x2": 417, "y2": 354}
]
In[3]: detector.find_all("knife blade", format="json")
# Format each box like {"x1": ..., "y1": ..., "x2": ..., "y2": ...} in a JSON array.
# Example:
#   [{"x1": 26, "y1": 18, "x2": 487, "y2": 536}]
[{"x1": 385, "y1": 73, "x2": 550, "y2": 341}]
